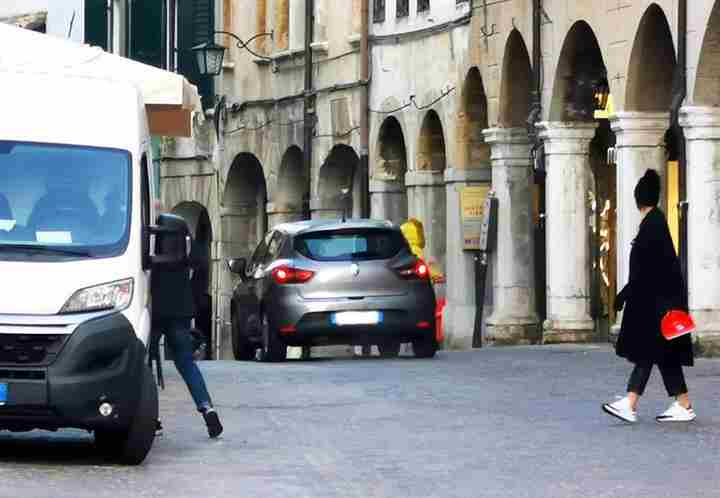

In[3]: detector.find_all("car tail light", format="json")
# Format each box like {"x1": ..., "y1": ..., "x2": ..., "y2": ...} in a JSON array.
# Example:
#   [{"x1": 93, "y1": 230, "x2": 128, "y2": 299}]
[
  {"x1": 398, "y1": 260, "x2": 430, "y2": 280},
  {"x1": 272, "y1": 265, "x2": 315, "y2": 284}
]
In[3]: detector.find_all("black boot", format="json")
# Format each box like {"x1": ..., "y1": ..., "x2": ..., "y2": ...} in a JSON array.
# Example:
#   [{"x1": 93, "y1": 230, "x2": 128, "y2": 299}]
[{"x1": 202, "y1": 409, "x2": 223, "y2": 439}]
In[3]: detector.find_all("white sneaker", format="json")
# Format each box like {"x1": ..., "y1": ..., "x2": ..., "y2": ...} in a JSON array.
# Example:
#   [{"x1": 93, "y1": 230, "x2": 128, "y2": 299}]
[
  {"x1": 602, "y1": 396, "x2": 637, "y2": 423},
  {"x1": 656, "y1": 401, "x2": 696, "y2": 423}
]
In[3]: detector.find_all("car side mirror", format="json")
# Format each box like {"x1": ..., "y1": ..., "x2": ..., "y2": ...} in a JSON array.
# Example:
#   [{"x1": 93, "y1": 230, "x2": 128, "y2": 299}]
[{"x1": 226, "y1": 258, "x2": 247, "y2": 279}]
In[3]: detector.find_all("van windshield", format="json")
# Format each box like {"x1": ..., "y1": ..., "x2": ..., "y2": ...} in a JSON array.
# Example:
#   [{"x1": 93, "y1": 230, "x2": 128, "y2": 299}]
[{"x1": 0, "y1": 141, "x2": 131, "y2": 260}]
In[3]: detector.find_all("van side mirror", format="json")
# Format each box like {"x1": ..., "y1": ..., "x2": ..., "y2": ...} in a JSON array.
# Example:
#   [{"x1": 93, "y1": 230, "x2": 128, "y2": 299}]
[
  {"x1": 148, "y1": 214, "x2": 191, "y2": 269},
  {"x1": 226, "y1": 258, "x2": 247, "y2": 278}
]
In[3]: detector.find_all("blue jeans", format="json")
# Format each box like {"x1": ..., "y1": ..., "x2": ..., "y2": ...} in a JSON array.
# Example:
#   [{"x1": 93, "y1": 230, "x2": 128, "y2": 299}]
[{"x1": 156, "y1": 318, "x2": 213, "y2": 411}]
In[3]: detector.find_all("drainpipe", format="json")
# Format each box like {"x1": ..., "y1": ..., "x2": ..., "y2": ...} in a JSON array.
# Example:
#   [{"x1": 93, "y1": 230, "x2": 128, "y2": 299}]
[
  {"x1": 670, "y1": 0, "x2": 688, "y2": 290},
  {"x1": 304, "y1": 0, "x2": 314, "y2": 219},
  {"x1": 529, "y1": 0, "x2": 546, "y2": 322},
  {"x1": 360, "y1": 0, "x2": 370, "y2": 218}
]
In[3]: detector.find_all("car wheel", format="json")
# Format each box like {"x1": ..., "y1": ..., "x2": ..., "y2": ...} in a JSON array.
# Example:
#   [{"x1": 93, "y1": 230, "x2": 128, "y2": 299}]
[
  {"x1": 378, "y1": 341, "x2": 401, "y2": 358},
  {"x1": 94, "y1": 364, "x2": 158, "y2": 465},
  {"x1": 259, "y1": 313, "x2": 286, "y2": 362},
  {"x1": 412, "y1": 336, "x2": 438, "y2": 359},
  {"x1": 232, "y1": 312, "x2": 256, "y2": 361}
]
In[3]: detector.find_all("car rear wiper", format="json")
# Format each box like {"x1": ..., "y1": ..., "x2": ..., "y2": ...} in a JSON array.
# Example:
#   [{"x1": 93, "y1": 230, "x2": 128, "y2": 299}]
[{"x1": 0, "y1": 244, "x2": 93, "y2": 257}]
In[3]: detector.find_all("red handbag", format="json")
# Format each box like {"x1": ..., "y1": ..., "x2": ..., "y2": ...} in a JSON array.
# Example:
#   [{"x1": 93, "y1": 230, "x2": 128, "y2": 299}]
[{"x1": 661, "y1": 310, "x2": 696, "y2": 341}]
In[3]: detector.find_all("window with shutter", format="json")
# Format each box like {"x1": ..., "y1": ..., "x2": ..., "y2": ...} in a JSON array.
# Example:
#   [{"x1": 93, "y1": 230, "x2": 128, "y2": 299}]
[
  {"x1": 85, "y1": 0, "x2": 109, "y2": 50},
  {"x1": 177, "y1": 0, "x2": 216, "y2": 109},
  {"x1": 396, "y1": 0, "x2": 409, "y2": 19},
  {"x1": 373, "y1": 0, "x2": 385, "y2": 23},
  {"x1": 417, "y1": 0, "x2": 430, "y2": 13}
]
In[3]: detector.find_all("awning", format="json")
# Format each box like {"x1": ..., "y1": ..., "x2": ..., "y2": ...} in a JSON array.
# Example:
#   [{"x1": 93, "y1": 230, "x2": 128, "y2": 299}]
[{"x1": 0, "y1": 23, "x2": 202, "y2": 137}]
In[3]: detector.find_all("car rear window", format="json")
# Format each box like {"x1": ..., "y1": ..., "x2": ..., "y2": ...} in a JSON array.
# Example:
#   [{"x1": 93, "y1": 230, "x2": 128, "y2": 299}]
[{"x1": 294, "y1": 228, "x2": 406, "y2": 261}]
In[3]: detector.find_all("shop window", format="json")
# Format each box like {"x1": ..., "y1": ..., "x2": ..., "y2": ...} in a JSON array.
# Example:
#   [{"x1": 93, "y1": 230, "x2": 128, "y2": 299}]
[
  {"x1": 177, "y1": 0, "x2": 216, "y2": 108},
  {"x1": 129, "y1": 0, "x2": 163, "y2": 67},
  {"x1": 397, "y1": 0, "x2": 409, "y2": 18},
  {"x1": 85, "y1": 0, "x2": 109, "y2": 50},
  {"x1": 418, "y1": 0, "x2": 430, "y2": 13},
  {"x1": 373, "y1": 0, "x2": 385, "y2": 23}
]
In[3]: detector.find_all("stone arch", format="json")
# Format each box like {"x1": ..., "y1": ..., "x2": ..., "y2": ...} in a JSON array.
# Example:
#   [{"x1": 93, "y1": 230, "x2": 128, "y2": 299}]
[
  {"x1": 695, "y1": 1, "x2": 720, "y2": 106},
  {"x1": 417, "y1": 110, "x2": 447, "y2": 172},
  {"x1": 272, "y1": 145, "x2": 308, "y2": 225},
  {"x1": 316, "y1": 144, "x2": 359, "y2": 219},
  {"x1": 499, "y1": 30, "x2": 532, "y2": 127},
  {"x1": 171, "y1": 200, "x2": 214, "y2": 357},
  {"x1": 374, "y1": 116, "x2": 408, "y2": 224},
  {"x1": 457, "y1": 68, "x2": 490, "y2": 168},
  {"x1": 550, "y1": 21, "x2": 607, "y2": 122},
  {"x1": 376, "y1": 116, "x2": 407, "y2": 180},
  {"x1": 223, "y1": 152, "x2": 268, "y2": 256},
  {"x1": 626, "y1": 4, "x2": 676, "y2": 112}
]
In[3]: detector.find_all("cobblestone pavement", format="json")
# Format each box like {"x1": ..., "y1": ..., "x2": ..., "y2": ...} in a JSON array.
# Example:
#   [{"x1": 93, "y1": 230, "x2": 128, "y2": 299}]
[{"x1": 1, "y1": 344, "x2": 720, "y2": 498}]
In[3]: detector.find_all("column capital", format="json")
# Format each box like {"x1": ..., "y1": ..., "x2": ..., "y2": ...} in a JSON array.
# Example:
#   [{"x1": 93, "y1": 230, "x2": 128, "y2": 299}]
[
  {"x1": 443, "y1": 167, "x2": 491, "y2": 184},
  {"x1": 536, "y1": 121, "x2": 598, "y2": 155},
  {"x1": 482, "y1": 127, "x2": 532, "y2": 145},
  {"x1": 610, "y1": 111, "x2": 670, "y2": 147},
  {"x1": 680, "y1": 106, "x2": 720, "y2": 140},
  {"x1": 405, "y1": 170, "x2": 445, "y2": 187},
  {"x1": 483, "y1": 127, "x2": 533, "y2": 165}
]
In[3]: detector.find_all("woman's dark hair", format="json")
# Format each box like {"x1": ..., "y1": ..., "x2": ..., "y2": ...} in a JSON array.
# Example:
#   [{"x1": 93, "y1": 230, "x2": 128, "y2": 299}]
[{"x1": 634, "y1": 169, "x2": 661, "y2": 208}]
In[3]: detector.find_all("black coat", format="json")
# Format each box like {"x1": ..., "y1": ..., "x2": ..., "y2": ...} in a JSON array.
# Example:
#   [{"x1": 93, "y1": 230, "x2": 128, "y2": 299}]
[
  {"x1": 151, "y1": 225, "x2": 200, "y2": 321},
  {"x1": 615, "y1": 208, "x2": 693, "y2": 367}
]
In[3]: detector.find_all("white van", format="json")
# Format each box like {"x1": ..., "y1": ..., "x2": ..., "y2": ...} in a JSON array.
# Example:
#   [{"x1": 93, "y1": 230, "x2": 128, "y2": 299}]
[{"x1": 0, "y1": 70, "x2": 187, "y2": 464}]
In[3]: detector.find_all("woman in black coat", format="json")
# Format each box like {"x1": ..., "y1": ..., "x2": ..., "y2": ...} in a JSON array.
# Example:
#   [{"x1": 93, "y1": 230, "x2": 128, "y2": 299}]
[{"x1": 602, "y1": 169, "x2": 695, "y2": 423}]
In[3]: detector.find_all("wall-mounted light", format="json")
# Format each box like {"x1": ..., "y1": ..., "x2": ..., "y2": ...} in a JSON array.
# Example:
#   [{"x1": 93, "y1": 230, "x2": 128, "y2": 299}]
[
  {"x1": 193, "y1": 30, "x2": 274, "y2": 77},
  {"x1": 593, "y1": 77, "x2": 610, "y2": 112}
]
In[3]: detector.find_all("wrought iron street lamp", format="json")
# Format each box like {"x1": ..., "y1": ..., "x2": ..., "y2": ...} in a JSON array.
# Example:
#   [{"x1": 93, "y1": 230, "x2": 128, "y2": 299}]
[{"x1": 192, "y1": 30, "x2": 274, "y2": 77}]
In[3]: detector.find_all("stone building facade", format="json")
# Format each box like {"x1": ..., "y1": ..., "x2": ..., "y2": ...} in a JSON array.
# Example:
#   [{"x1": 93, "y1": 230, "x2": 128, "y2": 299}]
[{"x1": 160, "y1": 0, "x2": 720, "y2": 358}]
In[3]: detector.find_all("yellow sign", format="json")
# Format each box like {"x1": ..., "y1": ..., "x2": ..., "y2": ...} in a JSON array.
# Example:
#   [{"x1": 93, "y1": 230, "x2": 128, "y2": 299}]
[
  {"x1": 461, "y1": 186, "x2": 490, "y2": 219},
  {"x1": 461, "y1": 185, "x2": 490, "y2": 251}
]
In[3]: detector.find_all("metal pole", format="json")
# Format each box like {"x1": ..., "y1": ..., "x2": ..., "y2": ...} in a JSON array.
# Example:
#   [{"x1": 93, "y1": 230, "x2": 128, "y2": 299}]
[
  {"x1": 304, "y1": 0, "x2": 315, "y2": 219},
  {"x1": 472, "y1": 252, "x2": 487, "y2": 348},
  {"x1": 360, "y1": 0, "x2": 370, "y2": 218}
]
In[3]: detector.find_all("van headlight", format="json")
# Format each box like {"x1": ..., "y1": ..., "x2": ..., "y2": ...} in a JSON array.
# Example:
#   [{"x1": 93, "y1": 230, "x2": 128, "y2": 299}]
[{"x1": 60, "y1": 278, "x2": 134, "y2": 314}]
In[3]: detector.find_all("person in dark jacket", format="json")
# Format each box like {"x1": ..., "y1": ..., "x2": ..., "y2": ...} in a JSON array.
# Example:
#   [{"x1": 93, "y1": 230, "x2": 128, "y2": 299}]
[
  {"x1": 152, "y1": 211, "x2": 223, "y2": 438},
  {"x1": 602, "y1": 169, "x2": 695, "y2": 423}
]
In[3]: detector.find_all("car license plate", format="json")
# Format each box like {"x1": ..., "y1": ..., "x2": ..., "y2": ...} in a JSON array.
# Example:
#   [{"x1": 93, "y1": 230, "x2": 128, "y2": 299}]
[
  {"x1": 332, "y1": 311, "x2": 382, "y2": 326},
  {"x1": 0, "y1": 383, "x2": 7, "y2": 405}
]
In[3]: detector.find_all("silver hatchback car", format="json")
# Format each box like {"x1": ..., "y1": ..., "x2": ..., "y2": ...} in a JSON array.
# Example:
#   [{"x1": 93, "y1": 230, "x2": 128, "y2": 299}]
[{"x1": 227, "y1": 220, "x2": 438, "y2": 361}]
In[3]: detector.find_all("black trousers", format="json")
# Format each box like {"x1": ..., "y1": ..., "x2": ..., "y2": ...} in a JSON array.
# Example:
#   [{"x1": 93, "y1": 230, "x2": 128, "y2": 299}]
[{"x1": 627, "y1": 363, "x2": 688, "y2": 397}]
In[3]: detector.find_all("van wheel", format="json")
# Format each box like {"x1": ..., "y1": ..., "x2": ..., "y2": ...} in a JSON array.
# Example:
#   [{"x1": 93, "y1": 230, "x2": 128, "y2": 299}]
[
  {"x1": 259, "y1": 313, "x2": 286, "y2": 362},
  {"x1": 412, "y1": 336, "x2": 437, "y2": 359},
  {"x1": 378, "y1": 341, "x2": 401, "y2": 358},
  {"x1": 232, "y1": 314, "x2": 256, "y2": 361},
  {"x1": 94, "y1": 365, "x2": 158, "y2": 465}
]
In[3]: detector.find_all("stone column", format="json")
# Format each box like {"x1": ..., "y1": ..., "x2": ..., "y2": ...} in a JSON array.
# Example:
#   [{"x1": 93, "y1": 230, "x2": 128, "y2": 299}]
[
  {"x1": 406, "y1": 170, "x2": 447, "y2": 273},
  {"x1": 370, "y1": 179, "x2": 407, "y2": 224},
  {"x1": 266, "y1": 202, "x2": 305, "y2": 228},
  {"x1": 482, "y1": 128, "x2": 539, "y2": 345},
  {"x1": 443, "y1": 167, "x2": 491, "y2": 349},
  {"x1": 537, "y1": 122, "x2": 597, "y2": 343},
  {"x1": 680, "y1": 107, "x2": 720, "y2": 355},
  {"x1": 310, "y1": 197, "x2": 349, "y2": 220},
  {"x1": 610, "y1": 112, "x2": 669, "y2": 310}
]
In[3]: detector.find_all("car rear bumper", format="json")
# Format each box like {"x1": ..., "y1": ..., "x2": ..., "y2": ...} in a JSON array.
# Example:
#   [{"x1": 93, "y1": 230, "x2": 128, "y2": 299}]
[
  {"x1": 270, "y1": 289, "x2": 436, "y2": 346},
  {"x1": 0, "y1": 313, "x2": 146, "y2": 432}
]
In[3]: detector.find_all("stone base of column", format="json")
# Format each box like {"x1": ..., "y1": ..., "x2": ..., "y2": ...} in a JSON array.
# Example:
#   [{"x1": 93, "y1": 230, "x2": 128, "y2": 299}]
[
  {"x1": 542, "y1": 319, "x2": 596, "y2": 344},
  {"x1": 442, "y1": 303, "x2": 477, "y2": 350},
  {"x1": 694, "y1": 331, "x2": 720, "y2": 357},
  {"x1": 692, "y1": 311, "x2": 720, "y2": 357},
  {"x1": 485, "y1": 318, "x2": 540, "y2": 346}
]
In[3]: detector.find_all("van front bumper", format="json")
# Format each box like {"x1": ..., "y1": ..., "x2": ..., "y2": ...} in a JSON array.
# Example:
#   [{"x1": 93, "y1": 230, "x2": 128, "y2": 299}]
[{"x1": 0, "y1": 313, "x2": 147, "y2": 432}]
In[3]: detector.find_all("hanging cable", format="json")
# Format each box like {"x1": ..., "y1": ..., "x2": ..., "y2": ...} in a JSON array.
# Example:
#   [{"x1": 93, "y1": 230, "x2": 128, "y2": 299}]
[{"x1": 369, "y1": 85, "x2": 456, "y2": 114}]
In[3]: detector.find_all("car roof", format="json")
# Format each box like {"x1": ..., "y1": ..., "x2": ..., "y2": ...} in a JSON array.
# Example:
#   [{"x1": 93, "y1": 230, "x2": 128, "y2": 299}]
[{"x1": 273, "y1": 219, "x2": 399, "y2": 236}]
